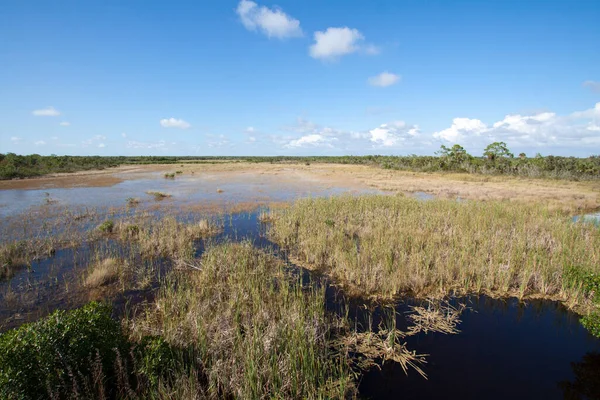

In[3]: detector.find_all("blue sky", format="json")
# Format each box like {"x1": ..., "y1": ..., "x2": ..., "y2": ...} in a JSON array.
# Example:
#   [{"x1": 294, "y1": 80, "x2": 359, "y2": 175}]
[{"x1": 1, "y1": 0, "x2": 599, "y2": 157}]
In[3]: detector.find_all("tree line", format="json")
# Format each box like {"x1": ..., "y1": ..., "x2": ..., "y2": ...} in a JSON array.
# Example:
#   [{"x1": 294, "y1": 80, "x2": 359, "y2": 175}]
[{"x1": 1, "y1": 142, "x2": 599, "y2": 180}]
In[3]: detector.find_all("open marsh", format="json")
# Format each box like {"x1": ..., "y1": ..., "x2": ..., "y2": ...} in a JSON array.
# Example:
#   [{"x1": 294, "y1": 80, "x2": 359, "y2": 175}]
[{"x1": 1, "y1": 164, "x2": 600, "y2": 399}]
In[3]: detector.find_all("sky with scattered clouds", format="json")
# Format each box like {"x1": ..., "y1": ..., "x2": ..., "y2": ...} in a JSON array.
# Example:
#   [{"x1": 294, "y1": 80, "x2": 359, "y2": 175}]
[{"x1": 1, "y1": 0, "x2": 599, "y2": 156}]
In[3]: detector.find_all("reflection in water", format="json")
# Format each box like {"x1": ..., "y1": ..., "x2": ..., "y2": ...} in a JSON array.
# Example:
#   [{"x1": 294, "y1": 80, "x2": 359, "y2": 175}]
[
  {"x1": 358, "y1": 295, "x2": 600, "y2": 400},
  {"x1": 560, "y1": 352, "x2": 600, "y2": 400}
]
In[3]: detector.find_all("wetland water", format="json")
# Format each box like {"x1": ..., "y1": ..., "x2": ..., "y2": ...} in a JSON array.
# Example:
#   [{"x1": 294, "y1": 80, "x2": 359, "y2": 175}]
[{"x1": 1, "y1": 171, "x2": 600, "y2": 399}]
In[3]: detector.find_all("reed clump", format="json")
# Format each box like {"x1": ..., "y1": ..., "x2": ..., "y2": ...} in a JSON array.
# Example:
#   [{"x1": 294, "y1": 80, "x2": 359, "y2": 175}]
[
  {"x1": 258, "y1": 210, "x2": 276, "y2": 223},
  {"x1": 146, "y1": 191, "x2": 171, "y2": 200},
  {"x1": 0, "y1": 239, "x2": 56, "y2": 280},
  {"x1": 130, "y1": 242, "x2": 356, "y2": 399},
  {"x1": 84, "y1": 258, "x2": 121, "y2": 288},
  {"x1": 116, "y1": 216, "x2": 221, "y2": 261},
  {"x1": 270, "y1": 195, "x2": 600, "y2": 313}
]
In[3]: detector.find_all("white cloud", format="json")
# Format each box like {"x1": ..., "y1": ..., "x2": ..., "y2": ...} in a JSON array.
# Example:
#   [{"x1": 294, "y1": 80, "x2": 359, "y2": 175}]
[
  {"x1": 433, "y1": 102, "x2": 600, "y2": 150},
  {"x1": 368, "y1": 72, "x2": 401, "y2": 87},
  {"x1": 32, "y1": 106, "x2": 60, "y2": 117},
  {"x1": 10, "y1": 136, "x2": 21, "y2": 142},
  {"x1": 98, "y1": 143, "x2": 106, "y2": 148},
  {"x1": 34, "y1": 140, "x2": 46, "y2": 146},
  {"x1": 160, "y1": 118, "x2": 191, "y2": 129},
  {"x1": 281, "y1": 117, "x2": 421, "y2": 150},
  {"x1": 245, "y1": 126, "x2": 255, "y2": 133},
  {"x1": 236, "y1": 0, "x2": 302, "y2": 39},
  {"x1": 583, "y1": 80, "x2": 600, "y2": 93},
  {"x1": 121, "y1": 132, "x2": 127, "y2": 138},
  {"x1": 433, "y1": 118, "x2": 487, "y2": 143},
  {"x1": 51, "y1": 136, "x2": 58, "y2": 140},
  {"x1": 369, "y1": 121, "x2": 420, "y2": 147},
  {"x1": 59, "y1": 121, "x2": 70, "y2": 126},
  {"x1": 248, "y1": 136, "x2": 257, "y2": 142},
  {"x1": 127, "y1": 140, "x2": 167, "y2": 149},
  {"x1": 285, "y1": 134, "x2": 336, "y2": 148},
  {"x1": 309, "y1": 27, "x2": 364, "y2": 60}
]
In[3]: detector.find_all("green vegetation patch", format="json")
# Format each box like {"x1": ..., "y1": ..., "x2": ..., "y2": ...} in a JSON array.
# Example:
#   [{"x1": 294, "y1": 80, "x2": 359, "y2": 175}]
[
  {"x1": 0, "y1": 302, "x2": 195, "y2": 399},
  {"x1": 0, "y1": 302, "x2": 127, "y2": 399}
]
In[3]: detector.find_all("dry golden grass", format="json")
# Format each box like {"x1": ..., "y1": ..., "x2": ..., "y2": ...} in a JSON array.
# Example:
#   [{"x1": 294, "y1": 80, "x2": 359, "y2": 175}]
[
  {"x1": 129, "y1": 242, "x2": 356, "y2": 399},
  {"x1": 270, "y1": 195, "x2": 600, "y2": 313},
  {"x1": 84, "y1": 258, "x2": 120, "y2": 288},
  {"x1": 116, "y1": 216, "x2": 221, "y2": 260}
]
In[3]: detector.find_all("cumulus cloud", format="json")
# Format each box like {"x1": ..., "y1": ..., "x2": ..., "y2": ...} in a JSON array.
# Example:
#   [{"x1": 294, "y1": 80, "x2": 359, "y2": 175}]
[
  {"x1": 98, "y1": 143, "x2": 106, "y2": 148},
  {"x1": 236, "y1": 0, "x2": 302, "y2": 39},
  {"x1": 160, "y1": 118, "x2": 191, "y2": 129},
  {"x1": 59, "y1": 121, "x2": 70, "y2": 126},
  {"x1": 369, "y1": 121, "x2": 420, "y2": 147},
  {"x1": 433, "y1": 118, "x2": 487, "y2": 142},
  {"x1": 34, "y1": 140, "x2": 46, "y2": 146},
  {"x1": 10, "y1": 136, "x2": 21, "y2": 142},
  {"x1": 32, "y1": 106, "x2": 60, "y2": 117},
  {"x1": 280, "y1": 117, "x2": 421, "y2": 150},
  {"x1": 368, "y1": 72, "x2": 401, "y2": 87},
  {"x1": 309, "y1": 27, "x2": 366, "y2": 60},
  {"x1": 583, "y1": 80, "x2": 600, "y2": 93},
  {"x1": 285, "y1": 134, "x2": 337, "y2": 148},
  {"x1": 433, "y1": 102, "x2": 600, "y2": 150}
]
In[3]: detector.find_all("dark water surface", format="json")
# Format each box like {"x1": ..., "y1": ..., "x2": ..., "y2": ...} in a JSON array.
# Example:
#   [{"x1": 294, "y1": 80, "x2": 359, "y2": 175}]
[{"x1": 359, "y1": 296, "x2": 600, "y2": 399}]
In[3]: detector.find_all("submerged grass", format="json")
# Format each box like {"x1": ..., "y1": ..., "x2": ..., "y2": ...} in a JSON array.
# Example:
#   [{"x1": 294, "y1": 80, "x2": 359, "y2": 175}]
[
  {"x1": 270, "y1": 195, "x2": 600, "y2": 313},
  {"x1": 130, "y1": 242, "x2": 356, "y2": 399},
  {"x1": 146, "y1": 191, "x2": 171, "y2": 200}
]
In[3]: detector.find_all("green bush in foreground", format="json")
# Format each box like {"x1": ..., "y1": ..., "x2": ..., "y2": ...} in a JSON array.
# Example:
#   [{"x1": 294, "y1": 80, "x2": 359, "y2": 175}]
[
  {"x1": 0, "y1": 302, "x2": 190, "y2": 399},
  {"x1": 0, "y1": 302, "x2": 127, "y2": 399}
]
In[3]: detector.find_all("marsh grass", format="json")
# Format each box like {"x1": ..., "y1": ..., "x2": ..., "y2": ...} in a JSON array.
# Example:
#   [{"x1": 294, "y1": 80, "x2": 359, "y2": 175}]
[
  {"x1": 129, "y1": 242, "x2": 356, "y2": 399},
  {"x1": 337, "y1": 307, "x2": 428, "y2": 378},
  {"x1": 115, "y1": 216, "x2": 221, "y2": 261},
  {"x1": 146, "y1": 191, "x2": 171, "y2": 200},
  {"x1": 270, "y1": 195, "x2": 600, "y2": 314},
  {"x1": 0, "y1": 239, "x2": 56, "y2": 280},
  {"x1": 258, "y1": 210, "x2": 276, "y2": 223},
  {"x1": 406, "y1": 300, "x2": 464, "y2": 335},
  {"x1": 126, "y1": 197, "x2": 140, "y2": 207},
  {"x1": 84, "y1": 258, "x2": 121, "y2": 288}
]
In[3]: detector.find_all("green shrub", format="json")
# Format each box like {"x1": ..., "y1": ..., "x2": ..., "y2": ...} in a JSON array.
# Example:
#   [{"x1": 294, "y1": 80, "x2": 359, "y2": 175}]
[
  {"x1": 134, "y1": 336, "x2": 183, "y2": 388},
  {"x1": 581, "y1": 313, "x2": 600, "y2": 338},
  {"x1": 97, "y1": 220, "x2": 114, "y2": 234},
  {"x1": 0, "y1": 302, "x2": 127, "y2": 399},
  {"x1": 564, "y1": 266, "x2": 600, "y2": 303}
]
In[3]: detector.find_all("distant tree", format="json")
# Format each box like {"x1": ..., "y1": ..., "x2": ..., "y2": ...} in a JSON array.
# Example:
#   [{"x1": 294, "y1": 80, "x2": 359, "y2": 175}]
[
  {"x1": 484, "y1": 142, "x2": 514, "y2": 160},
  {"x1": 519, "y1": 152, "x2": 526, "y2": 159},
  {"x1": 437, "y1": 144, "x2": 470, "y2": 163}
]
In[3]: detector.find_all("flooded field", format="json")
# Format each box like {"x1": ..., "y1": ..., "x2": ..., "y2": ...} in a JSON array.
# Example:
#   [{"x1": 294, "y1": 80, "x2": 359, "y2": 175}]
[{"x1": 1, "y1": 165, "x2": 599, "y2": 399}]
